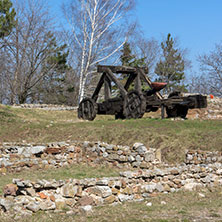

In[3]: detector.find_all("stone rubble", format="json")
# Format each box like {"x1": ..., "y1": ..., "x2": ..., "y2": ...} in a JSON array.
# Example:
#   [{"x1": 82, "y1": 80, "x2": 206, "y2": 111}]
[
  {"x1": 187, "y1": 95, "x2": 222, "y2": 120},
  {"x1": 0, "y1": 141, "x2": 160, "y2": 173},
  {"x1": 186, "y1": 150, "x2": 222, "y2": 165},
  {"x1": 9, "y1": 95, "x2": 222, "y2": 119},
  {"x1": 1, "y1": 141, "x2": 222, "y2": 218},
  {"x1": 12, "y1": 104, "x2": 77, "y2": 111},
  {"x1": 0, "y1": 160, "x2": 222, "y2": 217}
]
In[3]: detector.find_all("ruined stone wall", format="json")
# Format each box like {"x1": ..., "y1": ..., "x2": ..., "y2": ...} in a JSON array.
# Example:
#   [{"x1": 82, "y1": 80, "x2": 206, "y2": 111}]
[
  {"x1": 12, "y1": 104, "x2": 77, "y2": 111},
  {"x1": 1, "y1": 141, "x2": 222, "y2": 218},
  {"x1": 1, "y1": 162, "x2": 222, "y2": 218},
  {"x1": 187, "y1": 96, "x2": 222, "y2": 119},
  {"x1": 186, "y1": 150, "x2": 222, "y2": 165},
  {"x1": 10, "y1": 95, "x2": 222, "y2": 119},
  {"x1": 0, "y1": 141, "x2": 160, "y2": 174}
]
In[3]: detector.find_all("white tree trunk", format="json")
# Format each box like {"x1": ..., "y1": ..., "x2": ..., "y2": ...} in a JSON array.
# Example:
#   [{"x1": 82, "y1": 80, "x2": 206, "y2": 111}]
[{"x1": 63, "y1": 0, "x2": 135, "y2": 104}]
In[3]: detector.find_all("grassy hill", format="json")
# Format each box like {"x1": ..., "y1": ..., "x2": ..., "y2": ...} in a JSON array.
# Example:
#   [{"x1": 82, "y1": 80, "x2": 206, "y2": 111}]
[
  {"x1": 1, "y1": 104, "x2": 222, "y2": 163},
  {"x1": 1, "y1": 104, "x2": 222, "y2": 221}
]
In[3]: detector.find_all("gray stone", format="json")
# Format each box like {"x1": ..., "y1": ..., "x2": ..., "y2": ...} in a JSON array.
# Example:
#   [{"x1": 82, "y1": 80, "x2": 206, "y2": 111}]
[
  {"x1": 96, "y1": 179, "x2": 109, "y2": 186},
  {"x1": 117, "y1": 150, "x2": 123, "y2": 155},
  {"x1": 119, "y1": 171, "x2": 136, "y2": 178},
  {"x1": 55, "y1": 154, "x2": 63, "y2": 160},
  {"x1": 42, "y1": 160, "x2": 48, "y2": 165},
  {"x1": 99, "y1": 147, "x2": 106, "y2": 153},
  {"x1": 31, "y1": 146, "x2": 46, "y2": 154},
  {"x1": 186, "y1": 154, "x2": 193, "y2": 161},
  {"x1": 15, "y1": 180, "x2": 26, "y2": 188},
  {"x1": 80, "y1": 178, "x2": 97, "y2": 186},
  {"x1": 88, "y1": 186, "x2": 112, "y2": 198},
  {"x1": 135, "y1": 155, "x2": 142, "y2": 162},
  {"x1": 216, "y1": 169, "x2": 222, "y2": 175},
  {"x1": 108, "y1": 154, "x2": 119, "y2": 161},
  {"x1": 79, "y1": 205, "x2": 93, "y2": 214},
  {"x1": 143, "y1": 184, "x2": 156, "y2": 193},
  {"x1": 145, "y1": 152, "x2": 155, "y2": 162},
  {"x1": 78, "y1": 196, "x2": 94, "y2": 206},
  {"x1": 26, "y1": 188, "x2": 36, "y2": 197},
  {"x1": 106, "y1": 144, "x2": 114, "y2": 150},
  {"x1": 67, "y1": 146, "x2": 75, "y2": 152},
  {"x1": 39, "y1": 200, "x2": 56, "y2": 211},
  {"x1": 132, "y1": 161, "x2": 141, "y2": 168},
  {"x1": 119, "y1": 155, "x2": 127, "y2": 162},
  {"x1": 61, "y1": 184, "x2": 78, "y2": 197},
  {"x1": 26, "y1": 202, "x2": 40, "y2": 212},
  {"x1": 83, "y1": 141, "x2": 89, "y2": 148},
  {"x1": 17, "y1": 147, "x2": 24, "y2": 155},
  {"x1": 137, "y1": 146, "x2": 147, "y2": 155},
  {"x1": 118, "y1": 194, "x2": 130, "y2": 202},
  {"x1": 133, "y1": 143, "x2": 144, "y2": 150},
  {"x1": 170, "y1": 188, "x2": 176, "y2": 192},
  {"x1": 55, "y1": 198, "x2": 67, "y2": 210},
  {"x1": 0, "y1": 198, "x2": 14, "y2": 211},
  {"x1": 15, "y1": 196, "x2": 34, "y2": 205},
  {"x1": 183, "y1": 182, "x2": 202, "y2": 191},
  {"x1": 142, "y1": 193, "x2": 150, "y2": 198},
  {"x1": 102, "y1": 152, "x2": 108, "y2": 158},
  {"x1": 128, "y1": 155, "x2": 135, "y2": 162},
  {"x1": 66, "y1": 210, "x2": 77, "y2": 215},
  {"x1": 146, "y1": 202, "x2": 152, "y2": 206},
  {"x1": 155, "y1": 183, "x2": 164, "y2": 192}
]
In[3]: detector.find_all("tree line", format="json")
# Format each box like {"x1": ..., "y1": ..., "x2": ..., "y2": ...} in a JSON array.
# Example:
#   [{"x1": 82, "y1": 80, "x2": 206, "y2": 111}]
[{"x1": 0, "y1": 0, "x2": 221, "y2": 105}]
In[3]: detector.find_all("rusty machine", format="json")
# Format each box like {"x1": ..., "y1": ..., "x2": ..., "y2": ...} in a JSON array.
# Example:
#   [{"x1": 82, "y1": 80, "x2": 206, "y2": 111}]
[{"x1": 78, "y1": 65, "x2": 207, "y2": 120}]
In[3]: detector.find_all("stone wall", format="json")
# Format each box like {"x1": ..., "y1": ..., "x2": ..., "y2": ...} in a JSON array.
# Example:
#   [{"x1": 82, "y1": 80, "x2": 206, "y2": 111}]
[
  {"x1": 9, "y1": 95, "x2": 222, "y2": 119},
  {"x1": 0, "y1": 141, "x2": 160, "y2": 174},
  {"x1": 1, "y1": 141, "x2": 222, "y2": 218},
  {"x1": 186, "y1": 150, "x2": 222, "y2": 165},
  {"x1": 1, "y1": 162, "x2": 222, "y2": 218},
  {"x1": 187, "y1": 95, "x2": 222, "y2": 120},
  {"x1": 12, "y1": 104, "x2": 77, "y2": 111}
]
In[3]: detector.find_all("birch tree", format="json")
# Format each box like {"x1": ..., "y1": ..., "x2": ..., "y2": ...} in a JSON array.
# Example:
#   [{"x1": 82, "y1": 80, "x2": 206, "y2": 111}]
[{"x1": 63, "y1": 0, "x2": 135, "y2": 103}]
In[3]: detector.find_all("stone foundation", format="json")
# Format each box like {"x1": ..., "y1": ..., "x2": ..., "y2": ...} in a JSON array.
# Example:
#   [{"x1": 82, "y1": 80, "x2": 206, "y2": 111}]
[
  {"x1": 186, "y1": 150, "x2": 222, "y2": 164},
  {"x1": 0, "y1": 141, "x2": 160, "y2": 174},
  {"x1": 1, "y1": 162, "x2": 222, "y2": 217},
  {"x1": 12, "y1": 104, "x2": 77, "y2": 111},
  {"x1": 1, "y1": 141, "x2": 222, "y2": 218}
]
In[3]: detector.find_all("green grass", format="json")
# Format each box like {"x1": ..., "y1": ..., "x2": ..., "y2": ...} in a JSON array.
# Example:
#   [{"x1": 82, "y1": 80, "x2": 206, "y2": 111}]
[
  {"x1": 1, "y1": 105, "x2": 222, "y2": 163},
  {"x1": 1, "y1": 105, "x2": 222, "y2": 221}
]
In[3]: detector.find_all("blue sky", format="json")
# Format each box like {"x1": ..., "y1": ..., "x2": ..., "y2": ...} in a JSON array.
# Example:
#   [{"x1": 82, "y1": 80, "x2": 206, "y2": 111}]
[
  {"x1": 136, "y1": 0, "x2": 222, "y2": 72},
  {"x1": 47, "y1": 0, "x2": 222, "y2": 74}
]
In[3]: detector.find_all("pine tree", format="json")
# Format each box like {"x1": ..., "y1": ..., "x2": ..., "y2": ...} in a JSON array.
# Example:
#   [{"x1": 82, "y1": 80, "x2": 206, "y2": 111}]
[
  {"x1": 0, "y1": 0, "x2": 16, "y2": 38},
  {"x1": 155, "y1": 33, "x2": 185, "y2": 93},
  {"x1": 119, "y1": 42, "x2": 147, "y2": 91},
  {"x1": 120, "y1": 42, "x2": 146, "y2": 67},
  {"x1": 37, "y1": 38, "x2": 72, "y2": 104}
]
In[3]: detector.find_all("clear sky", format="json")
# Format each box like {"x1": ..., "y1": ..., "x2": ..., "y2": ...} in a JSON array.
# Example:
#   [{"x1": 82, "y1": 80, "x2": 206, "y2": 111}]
[
  {"x1": 136, "y1": 0, "x2": 222, "y2": 73},
  {"x1": 47, "y1": 0, "x2": 222, "y2": 74}
]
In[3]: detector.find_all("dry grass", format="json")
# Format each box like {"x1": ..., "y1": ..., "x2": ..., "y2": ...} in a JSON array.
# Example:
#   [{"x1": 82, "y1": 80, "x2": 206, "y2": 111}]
[
  {"x1": 1, "y1": 187, "x2": 222, "y2": 222},
  {"x1": 1, "y1": 105, "x2": 222, "y2": 163},
  {"x1": 1, "y1": 105, "x2": 222, "y2": 221}
]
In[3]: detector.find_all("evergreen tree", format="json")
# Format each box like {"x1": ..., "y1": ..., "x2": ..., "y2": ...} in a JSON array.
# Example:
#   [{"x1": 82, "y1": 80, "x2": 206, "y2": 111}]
[
  {"x1": 0, "y1": 0, "x2": 16, "y2": 38},
  {"x1": 120, "y1": 42, "x2": 146, "y2": 67},
  {"x1": 119, "y1": 42, "x2": 148, "y2": 92},
  {"x1": 36, "y1": 39, "x2": 73, "y2": 104},
  {"x1": 155, "y1": 33, "x2": 185, "y2": 93}
]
